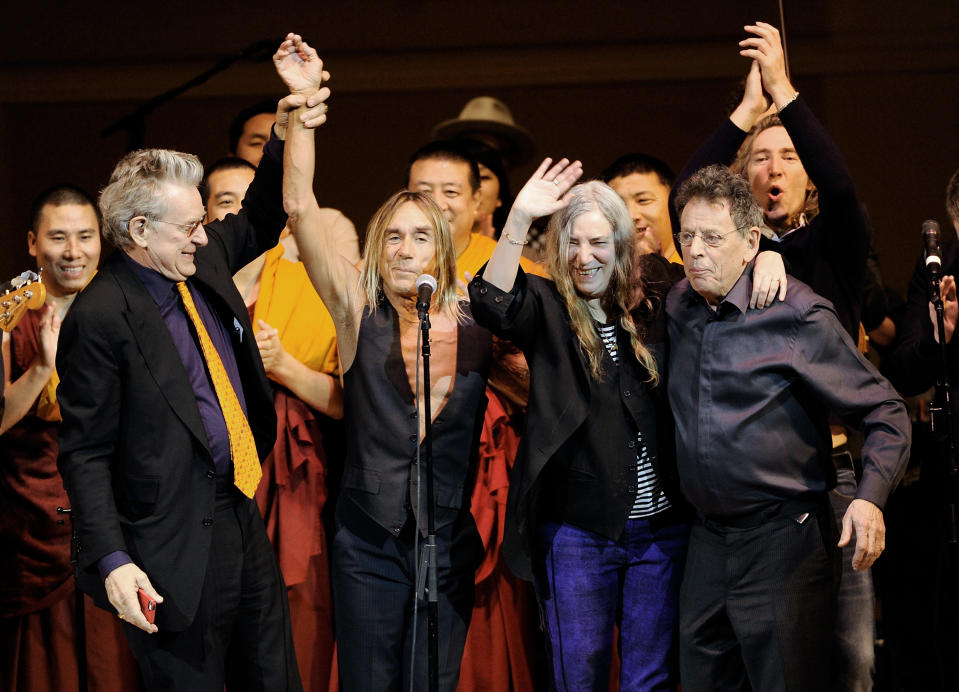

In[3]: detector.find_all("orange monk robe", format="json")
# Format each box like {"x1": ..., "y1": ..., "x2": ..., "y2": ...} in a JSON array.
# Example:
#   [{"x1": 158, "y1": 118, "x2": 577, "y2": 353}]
[
  {"x1": 455, "y1": 233, "x2": 546, "y2": 692},
  {"x1": 252, "y1": 244, "x2": 338, "y2": 692}
]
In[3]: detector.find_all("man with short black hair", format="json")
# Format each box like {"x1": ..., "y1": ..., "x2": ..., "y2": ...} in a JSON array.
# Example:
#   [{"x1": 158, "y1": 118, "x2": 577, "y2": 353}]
[
  {"x1": 407, "y1": 139, "x2": 542, "y2": 281},
  {"x1": 229, "y1": 100, "x2": 279, "y2": 167},
  {"x1": 1, "y1": 184, "x2": 140, "y2": 690},
  {"x1": 602, "y1": 153, "x2": 680, "y2": 263},
  {"x1": 201, "y1": 157, "x2": 257, "y2": 222}
]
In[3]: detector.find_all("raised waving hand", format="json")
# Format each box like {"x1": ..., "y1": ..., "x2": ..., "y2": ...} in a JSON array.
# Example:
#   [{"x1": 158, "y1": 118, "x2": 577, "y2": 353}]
[
  {"x1": 482, "y1": 157, "x2": 583, "y2": 291},
  {"x1": 510, "y1": 157, "x2": 584, "y2": 225}
]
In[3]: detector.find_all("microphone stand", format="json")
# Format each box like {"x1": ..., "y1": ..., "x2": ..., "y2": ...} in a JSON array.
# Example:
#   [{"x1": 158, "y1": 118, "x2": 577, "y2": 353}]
[
  {"x1": 100, "y1": 37, "x2": 282, "y2": 151},
  {"x1": 928, "y1": 271, "x2": 958, "y2": 542},
  {"x1": 58, "y1": 505, "x2": 87, "y2": 692},
  {"x1": 413, "y1": 305, "x2": 439, "y2": 692},
  {"x1": 928, "y1": 268, "x2": 959, "y2": 690}
]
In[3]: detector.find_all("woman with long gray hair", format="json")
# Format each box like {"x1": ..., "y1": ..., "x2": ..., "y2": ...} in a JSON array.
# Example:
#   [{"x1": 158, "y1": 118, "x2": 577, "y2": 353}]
[{"x1": 469, "y1": 158, "x2": 690, "y2": 690}]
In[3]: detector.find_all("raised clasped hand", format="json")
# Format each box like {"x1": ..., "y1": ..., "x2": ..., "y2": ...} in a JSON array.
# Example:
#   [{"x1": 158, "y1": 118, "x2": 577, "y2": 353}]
[
  {"x1": 274, "y1": 32, "x2": 329, "y2": 96},
  {"x1": 512, "y1": 157, "x2": 584, "y2": 223},
  {"x1": 739, "y1": 21, "x2": 792, "y2": 101},
  {"x1": 743, "y1": 60, "x2": 772, "y2": 120}
]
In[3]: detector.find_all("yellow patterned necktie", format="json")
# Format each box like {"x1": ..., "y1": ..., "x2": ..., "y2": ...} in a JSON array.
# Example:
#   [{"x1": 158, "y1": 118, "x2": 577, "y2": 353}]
[{"x1": 176, "y1": 281, "x2": 261, "y2": 498}]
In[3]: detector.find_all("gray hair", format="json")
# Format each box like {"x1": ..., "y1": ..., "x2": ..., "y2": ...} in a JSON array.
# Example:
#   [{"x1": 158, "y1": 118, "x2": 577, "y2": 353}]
[
  {"x1": 543, "y1": 181, "x2": 658, "y2": 384},
  {"x1": 545, "y1": 180, "x2": 635, "y2": 289},
  {"x1": 673, "y1": 164, "x2": 763, "y2": 237},
  {"x1": 99, "y1": 149, "x2": 204, "y2": 248}
]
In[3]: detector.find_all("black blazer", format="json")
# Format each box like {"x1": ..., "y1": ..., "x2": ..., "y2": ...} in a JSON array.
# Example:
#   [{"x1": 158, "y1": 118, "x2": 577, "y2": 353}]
[
  {"x1": 56, "y1": 140, "x2": 286, "y2": 630},
  {"x1": 469, "y1": 260, "x2": 684, "y2": 580}
]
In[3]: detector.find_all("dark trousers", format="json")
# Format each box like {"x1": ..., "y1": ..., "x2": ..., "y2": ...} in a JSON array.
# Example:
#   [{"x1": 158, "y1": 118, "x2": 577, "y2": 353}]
[
  {"x1": 124, "y1": 484, "x2": 301, "y2": 691},
  {"x1": 533, "y1": 516, "x2": 689, "y2": 692},
  {"x1": 830, "y1": 468, "x2": 876, "y2": 692},
  {"x1": 331, "y1": 498, "x2": 482, "y2": 692},
  {"x1": 679, "y1": 497, "x2": 839, "y2": 692}
]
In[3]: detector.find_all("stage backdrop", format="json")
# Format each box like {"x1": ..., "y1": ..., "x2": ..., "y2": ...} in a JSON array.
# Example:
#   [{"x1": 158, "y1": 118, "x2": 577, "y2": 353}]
[{"x1": 1, "y1": 0, "x2": 957, "y2": 298}]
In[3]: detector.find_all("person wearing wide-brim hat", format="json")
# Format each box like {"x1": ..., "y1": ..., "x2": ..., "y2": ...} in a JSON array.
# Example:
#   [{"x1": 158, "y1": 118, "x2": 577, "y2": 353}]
[{"x1": 432, "y1": 96, "x2": 536, "y2": 169}]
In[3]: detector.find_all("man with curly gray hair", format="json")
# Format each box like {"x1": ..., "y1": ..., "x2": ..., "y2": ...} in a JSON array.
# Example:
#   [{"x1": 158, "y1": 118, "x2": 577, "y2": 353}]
[
  {"x1": 55, "y1": 33, "x2": 330, "y2": 691},
  {"x1": 667, "y1": 164, "x2": 910, "y2": 692}
]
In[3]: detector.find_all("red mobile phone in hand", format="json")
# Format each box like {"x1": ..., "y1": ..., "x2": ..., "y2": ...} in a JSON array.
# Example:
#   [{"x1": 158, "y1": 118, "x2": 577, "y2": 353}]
[{"x1": 138, "y1": 588, "x2": 157, "y2": 624}]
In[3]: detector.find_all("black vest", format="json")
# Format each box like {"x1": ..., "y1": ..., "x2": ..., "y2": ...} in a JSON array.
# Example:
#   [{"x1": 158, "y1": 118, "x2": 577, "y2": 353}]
[{"x1": 340, "y1": 300, "x2": 491, "y2": 535}]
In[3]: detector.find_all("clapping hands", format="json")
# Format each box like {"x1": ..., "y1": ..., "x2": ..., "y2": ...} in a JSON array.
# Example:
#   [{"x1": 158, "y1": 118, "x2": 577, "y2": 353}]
[{"x1": 739, "y1": 21, "x2": 796, "y2": 107}]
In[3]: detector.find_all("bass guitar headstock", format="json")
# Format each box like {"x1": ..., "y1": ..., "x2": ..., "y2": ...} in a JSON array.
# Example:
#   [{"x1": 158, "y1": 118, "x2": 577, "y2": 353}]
[{"x1": 1, "y1": 271, "x2": 47, "y2": 333}]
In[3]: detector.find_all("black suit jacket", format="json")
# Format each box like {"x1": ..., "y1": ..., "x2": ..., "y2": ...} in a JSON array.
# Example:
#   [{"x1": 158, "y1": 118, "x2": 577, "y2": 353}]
[
  {"x1": 469, "y1": 260, "x2": 685, "y2": 580},
  {"x1": 56, "y1": 139, "x2": 286, "y2": 630}
]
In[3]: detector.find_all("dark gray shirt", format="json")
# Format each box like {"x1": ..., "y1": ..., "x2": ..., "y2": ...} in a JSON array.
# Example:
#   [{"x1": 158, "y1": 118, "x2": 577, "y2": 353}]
[{"x1": 666, "y1": 266, "x2": 910, "y2": 519}]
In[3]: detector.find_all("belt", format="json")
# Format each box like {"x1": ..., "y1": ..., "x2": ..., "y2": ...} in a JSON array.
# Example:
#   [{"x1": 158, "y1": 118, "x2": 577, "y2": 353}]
[{"x1": 700, "y1": 493, "x2": 826, "y2": 531}]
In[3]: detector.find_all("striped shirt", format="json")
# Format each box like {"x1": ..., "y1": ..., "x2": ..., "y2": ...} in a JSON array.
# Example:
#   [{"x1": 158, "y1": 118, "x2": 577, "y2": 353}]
[{"x1": 597, "y1": 323, "x2": 670, "y2": 519}]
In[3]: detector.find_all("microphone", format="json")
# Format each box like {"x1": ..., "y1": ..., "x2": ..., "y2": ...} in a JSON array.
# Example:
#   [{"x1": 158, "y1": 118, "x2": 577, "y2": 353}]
[
  {"x1": 923, "y1": 219, "x2": 942, "y2": 281},
  {"x1": 415, "y1": 274, "x2": 438, "y2": 318}
]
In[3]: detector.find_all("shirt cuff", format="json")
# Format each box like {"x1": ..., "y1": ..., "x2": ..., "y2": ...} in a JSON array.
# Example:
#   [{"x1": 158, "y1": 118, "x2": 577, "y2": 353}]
[
  {"x1": 98, "y1": 550, "x2": 133, "y2": 582},
  {"x1": 263, "y1": 129, "x2": 284, "y2": 162},
  {"x1": 855, "y1": 471, "x2": 892, "y2": 512}
]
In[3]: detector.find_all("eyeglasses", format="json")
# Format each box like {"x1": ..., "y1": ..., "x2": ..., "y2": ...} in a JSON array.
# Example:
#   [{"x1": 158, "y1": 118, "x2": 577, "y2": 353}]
[
  {"x1": 153, "y1": 218, "x2": 205, "y2": 238},
  {"x1": 675, "y1": 226, "x2": 746, "y2": 248}
]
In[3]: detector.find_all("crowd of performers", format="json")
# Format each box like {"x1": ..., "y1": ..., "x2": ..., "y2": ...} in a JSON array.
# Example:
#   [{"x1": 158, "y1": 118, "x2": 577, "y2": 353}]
[{"x1": 1, "y1": 23, "x2": 957, "y2": 692}]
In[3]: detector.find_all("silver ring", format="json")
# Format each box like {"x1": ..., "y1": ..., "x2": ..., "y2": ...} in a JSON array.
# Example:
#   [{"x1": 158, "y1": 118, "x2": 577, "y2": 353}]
[{"x1": 552, "y1": 178, "x2": 560, "y2": 186}]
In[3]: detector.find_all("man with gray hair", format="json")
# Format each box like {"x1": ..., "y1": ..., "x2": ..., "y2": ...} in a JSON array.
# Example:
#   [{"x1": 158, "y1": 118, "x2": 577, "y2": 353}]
[
  {"x1": 55, "y1": 35, "x2": 328, "y2": 690},
  {"x1": 666, "y1": 164, "x2": 910, "y2": 691}
]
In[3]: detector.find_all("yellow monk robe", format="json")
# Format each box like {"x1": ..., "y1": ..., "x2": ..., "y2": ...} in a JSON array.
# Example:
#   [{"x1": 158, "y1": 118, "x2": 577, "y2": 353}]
[
  {"x1": 252, "y1": 244, "x2": 338, "y2": 376},
  {"x1": 455, "y1": 232, "x2": 547, "y2": 282},
  {"x1": 666, "y1": 246, "x2": 683, "y2": 265}
]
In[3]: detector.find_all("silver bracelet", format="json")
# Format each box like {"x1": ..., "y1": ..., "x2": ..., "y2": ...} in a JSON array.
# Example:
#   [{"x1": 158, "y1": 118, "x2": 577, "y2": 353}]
[
  {"x1": 777, "y1": 91, "x2": 799, "y2": 112},
  {"x1": 504, "y1": 233, "x2": 529, "y2": 246}
]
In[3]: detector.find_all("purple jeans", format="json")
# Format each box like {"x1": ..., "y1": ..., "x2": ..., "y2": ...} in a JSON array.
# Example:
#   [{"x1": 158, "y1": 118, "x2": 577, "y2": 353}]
[{"x1": 533, "y1": 517, "x2": 689, "y2": 692}]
